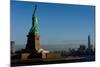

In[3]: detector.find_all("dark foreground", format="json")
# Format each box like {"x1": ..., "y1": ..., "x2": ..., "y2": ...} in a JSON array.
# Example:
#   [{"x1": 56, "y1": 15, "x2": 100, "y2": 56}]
[{"x1": 11, "y1": 55, "x2": 95, "y2": 66}]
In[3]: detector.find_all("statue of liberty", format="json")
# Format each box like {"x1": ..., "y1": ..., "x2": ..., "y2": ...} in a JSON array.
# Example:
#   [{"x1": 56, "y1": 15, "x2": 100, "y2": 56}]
[
  {"x1": 25, "y1": 5, "x2": 49, "y2": 59},
  {"x1": 26, "y1": 5, "x2": 41, "y2": 51}
]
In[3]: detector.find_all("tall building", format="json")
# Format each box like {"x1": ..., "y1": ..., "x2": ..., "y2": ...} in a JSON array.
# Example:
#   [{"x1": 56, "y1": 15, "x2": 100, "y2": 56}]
[
  {"x1": 11, "y1": 41, "x2": 16, "y2": 54},
  {"x1": 88, "y1": 34, "x2": 91, "y2": 50}
]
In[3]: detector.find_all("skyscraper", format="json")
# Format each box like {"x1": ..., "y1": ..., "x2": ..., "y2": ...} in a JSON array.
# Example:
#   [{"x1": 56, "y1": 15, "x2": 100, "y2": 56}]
[{"x1": 88, "y1": 34, "x2": 91, "y2": 50}]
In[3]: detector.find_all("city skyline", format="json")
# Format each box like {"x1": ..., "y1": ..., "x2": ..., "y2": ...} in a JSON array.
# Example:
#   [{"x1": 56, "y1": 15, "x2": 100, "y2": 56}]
[{"x1": 11, "y1": 1, "x2": 95, "y2": 48}]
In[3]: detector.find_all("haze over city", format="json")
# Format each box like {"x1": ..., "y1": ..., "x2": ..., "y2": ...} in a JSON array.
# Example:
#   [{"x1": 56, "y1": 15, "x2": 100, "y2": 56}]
[{"x1": 11, "y1": 1, "x2": 95, "y2": 50}]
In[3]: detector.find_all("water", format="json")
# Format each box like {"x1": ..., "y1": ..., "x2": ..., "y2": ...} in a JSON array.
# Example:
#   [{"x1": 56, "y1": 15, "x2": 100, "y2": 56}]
[{"x1": 15, "y1": 44, "x2": 89, "y2": 52}]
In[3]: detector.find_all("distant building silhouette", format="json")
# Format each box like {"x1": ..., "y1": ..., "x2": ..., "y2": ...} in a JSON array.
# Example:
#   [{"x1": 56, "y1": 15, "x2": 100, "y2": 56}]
[
  {"x1": 88, "y1": 34, "x2": 91, "y2": 50},
  {"x1": 11, "y1": 41, "x2": 16, "y2": 54},
  {"x1": 78, "y1": 45, "x2": 86, "y2": 51},
  {"x1": 86, "y1": 34, "x2": 95, "y2": 55}
]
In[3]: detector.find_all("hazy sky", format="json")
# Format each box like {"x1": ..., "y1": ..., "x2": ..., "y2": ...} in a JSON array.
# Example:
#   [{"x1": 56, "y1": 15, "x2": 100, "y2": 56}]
[{"x1": 11, "y1": 1, "x2": 95, "y2": 47}]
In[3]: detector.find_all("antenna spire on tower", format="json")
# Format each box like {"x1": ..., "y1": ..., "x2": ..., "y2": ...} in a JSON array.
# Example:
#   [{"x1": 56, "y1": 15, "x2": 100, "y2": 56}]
[{"x1": 88, "y1": 34, "x2": 91, "y2": 50}]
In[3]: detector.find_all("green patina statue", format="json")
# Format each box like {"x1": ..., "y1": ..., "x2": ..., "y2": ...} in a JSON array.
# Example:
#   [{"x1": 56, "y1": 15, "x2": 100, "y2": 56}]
[{"x1": 29, "y1": 5, "x2": 39, "y2": 33}]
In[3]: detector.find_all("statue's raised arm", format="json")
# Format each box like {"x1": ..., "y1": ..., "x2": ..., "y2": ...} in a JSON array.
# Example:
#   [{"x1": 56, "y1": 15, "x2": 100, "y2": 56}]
[
  {"x1": 32, "y1": 5, "x2": 37, "y2": 17},
  {"x1": 30, "y1": 5, "x2": 39, "y2": 33}
]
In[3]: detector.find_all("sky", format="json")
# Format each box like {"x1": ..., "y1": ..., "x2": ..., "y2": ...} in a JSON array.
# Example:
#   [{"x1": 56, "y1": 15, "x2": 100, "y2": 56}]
[{"x1": 11, "y1": 1, "x2": 95, "y2": 48}]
